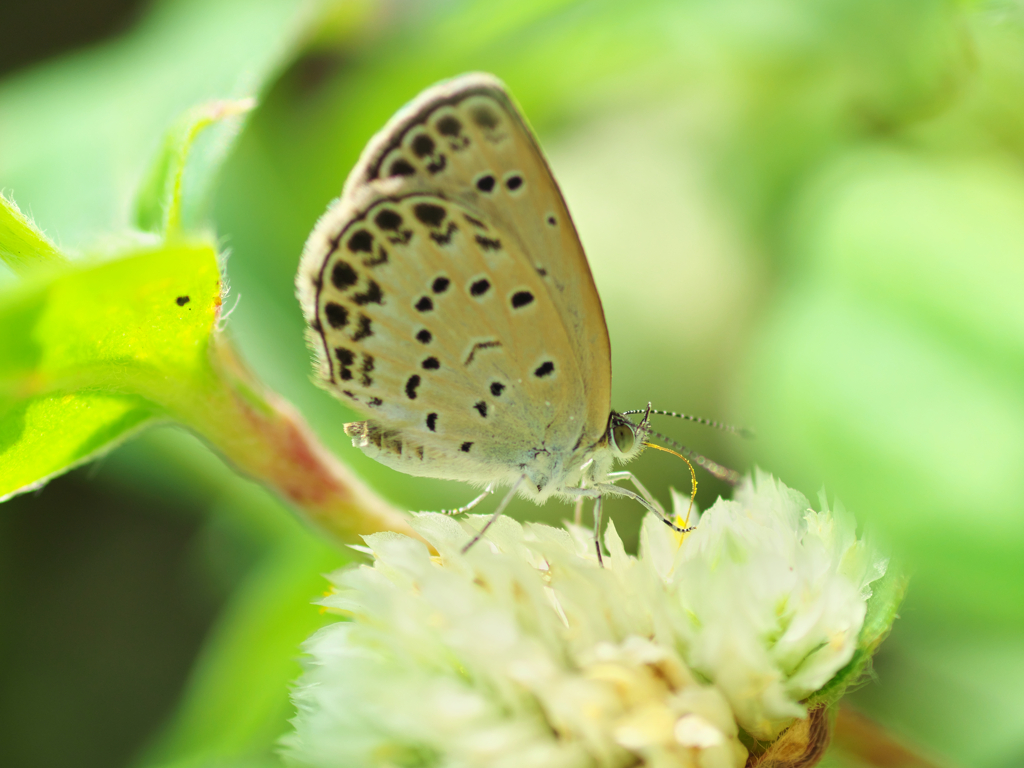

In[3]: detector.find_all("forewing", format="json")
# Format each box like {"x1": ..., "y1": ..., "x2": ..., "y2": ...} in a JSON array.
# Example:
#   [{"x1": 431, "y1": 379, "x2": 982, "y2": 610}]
[{"x1": 346, "y1": 73, "x2": 611, "y2": 441}]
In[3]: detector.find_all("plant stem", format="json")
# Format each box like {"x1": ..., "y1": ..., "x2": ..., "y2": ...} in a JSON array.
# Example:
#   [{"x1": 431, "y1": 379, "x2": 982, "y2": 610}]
[
  {"x1": 179, "y1": 334, "x2": 422, "y2": 546},
  {"x1": 833, "y1": 707, "x2": 948, "y2": 768}
]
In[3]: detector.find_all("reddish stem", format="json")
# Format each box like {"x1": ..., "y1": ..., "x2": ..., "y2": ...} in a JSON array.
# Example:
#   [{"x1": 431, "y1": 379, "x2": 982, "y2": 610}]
[{"x1": 178, "y1": 334, "x2": 423, "y2": 546}]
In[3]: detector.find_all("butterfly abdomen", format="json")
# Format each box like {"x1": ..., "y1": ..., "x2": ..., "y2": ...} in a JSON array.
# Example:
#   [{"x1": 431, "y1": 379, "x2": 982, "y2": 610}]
[{"x1": 345, "y1": 420, "x2": 427, "y2": 464}]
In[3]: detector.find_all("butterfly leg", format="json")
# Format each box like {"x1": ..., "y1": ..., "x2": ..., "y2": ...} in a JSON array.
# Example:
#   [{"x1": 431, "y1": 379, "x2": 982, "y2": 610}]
[
  {"x1": 607, "y1": 470, "x2": 698, "y2": 530},
  {"x1": 605, "y1": 471, "x2": 667, "y2": 518},
  {"x1": 573, "y1": 496, "x2": 585, "y2": 526},
  {"x1": 461, "y1": 475, "x2": 526, "y2": 554},
  {"x1": 438, "y1": 483, "x2": 495, "y2": 515},
  {"x1": 594, "y1": 481, "x2": 694, "y2": 535},
  {"x1": 562, "y1": 486, "x2": 607, "y2": 563},
  {"x1": 592, "y1": 495, "x2": 605, "y2": 567}
]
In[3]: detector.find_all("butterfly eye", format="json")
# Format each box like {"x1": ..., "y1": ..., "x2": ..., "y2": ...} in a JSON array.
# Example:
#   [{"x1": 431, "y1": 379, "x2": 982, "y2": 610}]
[{"x1": 611, "y1": 423, "x2": 635, "y2": 454}]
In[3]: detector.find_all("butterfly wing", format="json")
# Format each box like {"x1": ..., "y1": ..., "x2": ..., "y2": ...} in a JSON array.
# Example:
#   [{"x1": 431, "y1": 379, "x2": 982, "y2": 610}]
[
  {"x1": 297, "y1": 74, "x2": 612, "y2": 491},
  {"x1": 341, "y1": 72, "x2": 612, "y2": 420}
]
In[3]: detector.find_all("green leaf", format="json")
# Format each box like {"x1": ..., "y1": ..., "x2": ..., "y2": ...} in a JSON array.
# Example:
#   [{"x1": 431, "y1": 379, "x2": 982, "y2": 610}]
[
  {"x1": 135, "y1": 98, "x2": 256, "y2": 237},
  {"x1": 0, "y1": 192, "x2": 69, "y2": 275},
  {"x1": 0, "y1": 0, "x2": 306, "y2": 248},
  {"x1": 0, "y1": 241, "x2": 221, "y2": 500}
]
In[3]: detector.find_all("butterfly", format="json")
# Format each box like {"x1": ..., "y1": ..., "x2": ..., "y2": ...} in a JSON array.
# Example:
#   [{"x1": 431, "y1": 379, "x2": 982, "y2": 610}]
[{"x1": 297, "y1": 73, "x2": 738, "y2": 556}]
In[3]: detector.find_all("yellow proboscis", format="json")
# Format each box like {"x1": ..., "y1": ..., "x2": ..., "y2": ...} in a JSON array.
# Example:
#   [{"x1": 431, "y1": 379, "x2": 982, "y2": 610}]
[{"x1": 643, "y1": 442, "x2": 698, "y2": 529}]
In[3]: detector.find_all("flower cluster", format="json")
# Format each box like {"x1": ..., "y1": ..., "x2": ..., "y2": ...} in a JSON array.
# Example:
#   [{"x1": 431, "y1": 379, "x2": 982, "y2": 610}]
[{"x1": 283, "y1": 473, "x2": 887, "y2": 768}]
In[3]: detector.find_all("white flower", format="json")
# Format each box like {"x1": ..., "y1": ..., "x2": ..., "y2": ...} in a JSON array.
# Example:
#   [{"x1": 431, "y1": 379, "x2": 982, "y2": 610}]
[
  {"x1": 283, "y1": 472, "x2": 886, "y2": 767},
  {"x1": 657, "y1": 471, "x2": 886, "y2": 740}
]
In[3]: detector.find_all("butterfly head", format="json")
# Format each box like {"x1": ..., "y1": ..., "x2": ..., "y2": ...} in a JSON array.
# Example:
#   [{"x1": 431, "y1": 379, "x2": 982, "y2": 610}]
[{"x1": 607, "y1": 404, "x2": 652, "y2": 464}]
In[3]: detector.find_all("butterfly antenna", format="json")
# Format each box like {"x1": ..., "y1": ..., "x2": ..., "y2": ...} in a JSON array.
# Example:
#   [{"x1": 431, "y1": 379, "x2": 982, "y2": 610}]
[
  {"x1": 648, "y1": 429, "x2": 743, "y2": 486},
  {"x1": 621, "y1": 408, "x2": 754, "y2": 439}
]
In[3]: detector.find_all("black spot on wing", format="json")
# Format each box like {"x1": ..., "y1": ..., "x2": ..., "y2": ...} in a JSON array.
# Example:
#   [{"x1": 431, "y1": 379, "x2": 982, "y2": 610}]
[
  {"x1": 351, "y1": 314, "x2": 373, "y2": 341},
  {"x1": 436, "y1": 115, "x2": 469, "y2": 150},
  {"x1": 460, "y1": 441, "x2": 473, "y2": 453},
  {"x1": 464, "y1": 340, "x2": 501, "y2": 366},
  {"x1": 505, "y1": 174, "x2": 523, "y2": 191},
  {"x1": 410, "y1": 133, "x2": 446, "y2": 174},
  {"x1": 470, "y1": 278, "x2": 491, "y2": 297},
  {"x1": 437, "y1": 115, "x2": 461, "y2": 136},
  {"x1": 426, "y1": 412, "x2": 438, "y2": 432},
  {"x1": 375, "y1": 209, "x2": 402, "y2": 230},
  {"x1": 415, "y1": 296, "x2": 433, "y2": 312},
  {"x1": 389, "y1": 158, "x2": 415, "y2": 177},
  {"x1": 412, "y1": 134, "x2": 434, "y2": 157},
  {"x1": 353, "y1": 281, "x2": 383, "y2": 305},
  {"x1": 471, "y1": 105, "x2": 499, "y2": 129},
  {"x1": 414, "y1": 203, "x2": 446, "y2": 227},
  {"x1": 416, "y1": 328, "x2": 432, "y2": 344},
  {"x1": 474, "y1": 401, "x2": 488, "y2": 417},
  {"x1": 332, "y1": 261, "x2": 358, "y2": 290},
  {"x1": 348, "y1": 229, "x2": 388, "y2": 267},
  {"x1": 325, "y1": 302, "x2": 349, "y2": 328},
  {"x1": 348, "y1": 230, "x2": 372, "y2": 253},
  {"x1": 511, "y1": 291, "x2": 534, "y2": 309},
  {"x1": 534, "y1": 361, "x2": 555, "y2": 378},
  {"x1": 432, "y1": 276, "x2": 450, "y2": 294},
  {"x1": 176, "y1": 296, "x2": 190, "y2": 306},
  {"x1": 405, "y1": 374, "x2": 421, "y2": 399},
  {"x1": 360, "y1": 355, "x2": 374, "y2": 386},
  {"x1": 375, "y1": 209, "x2": 413, "y2": 245},
  {"x1": 422, "y1": 357, "x2": 440, "y2": 370},
  {"x1": 430, "y1": 222, "x2": 458, "y2": 245},
  {"x1": 335, "y1": 348, "x2": 355, "y2": 381},
  {"x1": 475, "y1": 234, "x2": 501, "y2": 251},
  {"x1": 413, "y1": 202, "x2": 457, "y2": 244},
  {"x1": 475, "y1": 174, "x2": 495, "y2": 193},
  {"x1": 490, "y1": 381, "x2": 505, "y2": 396}
]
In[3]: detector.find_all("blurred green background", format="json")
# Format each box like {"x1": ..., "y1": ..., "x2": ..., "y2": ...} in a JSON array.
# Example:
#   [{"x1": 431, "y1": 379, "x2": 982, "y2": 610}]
[{"x1": 2, "y1": 0, "x2": 1023, "y2": 766}]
